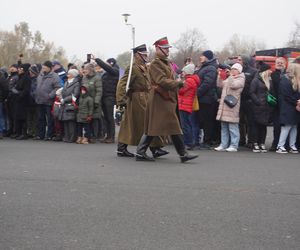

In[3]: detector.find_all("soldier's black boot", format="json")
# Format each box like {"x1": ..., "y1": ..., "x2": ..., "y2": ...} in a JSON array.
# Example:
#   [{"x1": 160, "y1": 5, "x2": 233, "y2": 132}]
[
  {"x1": 117, "y1": 143, "x2": 135, "y2": 157},
  {"x1": 136, "y1": 135, "x2": 155, "y2": 161},
  {"x1": 171, "y1": 134, "x2": 199, "y2": 163},
  {"x1": 150, "y1": 147, "x2": 169, "y2": 158}
]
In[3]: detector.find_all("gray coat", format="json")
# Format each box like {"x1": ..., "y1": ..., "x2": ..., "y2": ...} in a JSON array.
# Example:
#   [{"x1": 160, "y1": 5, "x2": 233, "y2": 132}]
[
  {"x1": 59, "y1": 78, "x2": 80, "y2": 121},
  {"x1": 35, "y1": 72, "x2": 61, "y2": 106}
]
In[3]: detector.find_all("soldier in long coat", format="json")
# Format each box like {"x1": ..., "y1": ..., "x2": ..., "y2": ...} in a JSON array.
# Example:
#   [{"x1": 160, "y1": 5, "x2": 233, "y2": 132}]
[
  {"x1": 135, "y1": 37, "x2": 198, "y2": 163},
  {"x1": 116, "y1": 44, "x2": 167, "y2": 157}
]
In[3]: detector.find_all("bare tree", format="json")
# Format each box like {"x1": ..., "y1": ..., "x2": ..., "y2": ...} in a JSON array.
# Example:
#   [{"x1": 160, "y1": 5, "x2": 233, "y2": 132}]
[
  {"x1": 217, "y1": 34, "x2": 266, "y2": 62},
  {"x1": 116, "y1": 51, "x2": 131, "y2": 69},
  {"x1": 171, "y1": 28, "x2": 207, "y2": 68},
  {"x1": 0, "y1": 22, "x2": 68, "y2": 67},
  {"x1": 286, "y1": 21, "x2": 300, "y2": 48}
]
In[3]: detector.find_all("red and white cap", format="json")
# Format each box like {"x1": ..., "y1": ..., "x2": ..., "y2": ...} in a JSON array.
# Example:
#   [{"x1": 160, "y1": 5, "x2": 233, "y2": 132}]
[{"x1": 153, "y1": 37, "x2": 172, "y2": 49}]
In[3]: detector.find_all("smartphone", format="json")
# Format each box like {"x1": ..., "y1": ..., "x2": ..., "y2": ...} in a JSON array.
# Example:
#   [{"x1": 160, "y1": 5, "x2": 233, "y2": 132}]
[{"x1": 87, "y1": 54, "x2": 91, "y2": 63}]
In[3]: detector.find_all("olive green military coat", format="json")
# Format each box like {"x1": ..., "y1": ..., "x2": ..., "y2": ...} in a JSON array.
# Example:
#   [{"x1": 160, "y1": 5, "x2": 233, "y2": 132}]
[
  {"x1": 117, "y1": 61, "x2": 163, "y2": 146},
  {"x1": 144, "y1": 54, "x2": 182, "y2": 136}
]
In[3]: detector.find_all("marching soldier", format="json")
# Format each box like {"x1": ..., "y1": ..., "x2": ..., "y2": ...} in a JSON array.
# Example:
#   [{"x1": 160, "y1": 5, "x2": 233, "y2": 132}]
[
  {"x1": 135, "y1": 37, "x2": 198, "y2": 163},
  {"x1": 116, "y1": 44, "x2": 168, "y2": 158}
]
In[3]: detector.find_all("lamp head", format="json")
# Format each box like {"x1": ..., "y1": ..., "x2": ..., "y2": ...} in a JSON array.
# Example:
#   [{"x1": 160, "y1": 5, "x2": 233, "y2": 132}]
[{"x1": 122, "y1": 13, "x2": 131, "y2": 24}]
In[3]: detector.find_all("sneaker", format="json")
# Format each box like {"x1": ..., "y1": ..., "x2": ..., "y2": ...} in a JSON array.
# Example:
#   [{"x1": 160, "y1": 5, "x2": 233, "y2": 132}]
[
  {"x1": 252, "y1": 143, "x2": 261, "y2": 153},
  {"x1": 226, "y1": 147, "x2": 238, "y2": 152},
  {"x1": 289, "y1": 146, "x2": 299, "y2": 154},
  {"x1": 276, "y1": 147, "x2": 288, "y2": 154},
  {"x1": 214, "y1": 145, "x2": 226, "y2": 152},
  {"x1": 260, "y1": 144, "x2": 267, "y2": 153}
]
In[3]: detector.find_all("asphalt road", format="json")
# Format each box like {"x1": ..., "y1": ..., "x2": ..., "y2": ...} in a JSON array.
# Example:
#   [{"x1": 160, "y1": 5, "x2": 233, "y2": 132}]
[{"x1": 0, "y1": 138, "x2": 299, "y2": 250}]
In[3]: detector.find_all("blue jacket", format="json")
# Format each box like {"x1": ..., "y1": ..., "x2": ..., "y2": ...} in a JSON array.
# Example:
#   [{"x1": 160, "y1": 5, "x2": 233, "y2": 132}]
[{"x1": 278, "y1": 75, "x2": 300, "y2": 125}]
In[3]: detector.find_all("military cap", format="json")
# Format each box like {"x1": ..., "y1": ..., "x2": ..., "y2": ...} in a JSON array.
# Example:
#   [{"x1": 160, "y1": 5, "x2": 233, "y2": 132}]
[
  {"x1": 153, "y1": 37, "x2": 172, "y2": 48},
  {"x1": 132, "y1": 44, "x2": 148, "y2": 54}
]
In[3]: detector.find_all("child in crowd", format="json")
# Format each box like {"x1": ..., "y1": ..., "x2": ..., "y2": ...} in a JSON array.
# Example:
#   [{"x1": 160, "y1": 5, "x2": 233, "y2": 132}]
[{"x1": 76, "y1": 86, "x2": 93, "y2": 144}]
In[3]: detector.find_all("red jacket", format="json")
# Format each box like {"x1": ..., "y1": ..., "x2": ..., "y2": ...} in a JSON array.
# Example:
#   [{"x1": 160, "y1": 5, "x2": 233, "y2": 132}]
[{"x1": 178, "y1": 74, "x2": 200, "y2": 113}]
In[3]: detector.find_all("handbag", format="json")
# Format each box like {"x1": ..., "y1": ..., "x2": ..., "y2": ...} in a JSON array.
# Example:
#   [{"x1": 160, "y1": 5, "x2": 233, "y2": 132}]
[
  {"x1": 224, "y1": 95, "x2": 238, "y2": 108},
  {"x1": 192, "y1": 95, "x2": 199, "y2": 111},
  {"x1": 266, "y1": 92, "x2": 277, "y2": 106}
]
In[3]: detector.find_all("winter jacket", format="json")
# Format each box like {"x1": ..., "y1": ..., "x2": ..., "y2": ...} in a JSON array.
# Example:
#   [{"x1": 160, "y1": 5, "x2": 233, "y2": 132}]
[
  {"x1": 14, "y1": 73, "x2": 31, "y2": 120},
  {"x1": 81, "y1": 73, "x2": 102, "y2": 119},
  {"x1": 216, "y1": 73, "x2": 245, "y2": 123},
  {"x1": 249, "y1": 73, "x2": 273, "y2": 125},
  {"x1": 0, "y1": 75, "x2": 9, "y2": 102},
  {"x1": 77, "y1": 92, "x2": 94, "y2": 123},
  {"x1": 178, "y1": 74, "x2": 200, "y2": 113},
  {"x1": 8, "y1": 73, "x2": 18, "y2": 93},
  {"x1": 196, "y1": 58, "x2": 218, "y2": 104},
  {"x1": 271, "y1": 69, "x2": 285, "y2": 111},
  {"x1": 241, "y1": 65, "x2": 257, "y2": 101},
  {"x1": 28, "y1": 76, "x2": 37, "y2": 106},
  {"x1": 35, "y1": 72, "x2": 61, "y2": 106},
  {"x1": 278, "y1": 75, "x2": 300, "y2": 125},
  {"x1": 59, "y1": 78, "x2": 80, "y2": 121},
  {"x1": 95, "y1": 58, "x2": 119, "y2": 98}
]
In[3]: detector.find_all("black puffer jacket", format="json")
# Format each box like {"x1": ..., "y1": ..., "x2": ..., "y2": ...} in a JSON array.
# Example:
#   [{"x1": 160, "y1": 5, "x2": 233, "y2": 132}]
[
  {"x1": 0, "y1": 74, "x2": 9, "y2": 102},
  {"x1": 196, "y1": 58, "x2": 218, "y2": 104},
  {"x1": 95, "y1": 58, "x2": 119, "y2": 98},
  {"x1": 249, "y1": 73, "x2": 273, "y2": 125},
  {"x1": 241, "y1": 65, "x2": 257, "y2": 101},
  {"x1": 14, "y1": 72, "x2": 31, "y2": 120}
]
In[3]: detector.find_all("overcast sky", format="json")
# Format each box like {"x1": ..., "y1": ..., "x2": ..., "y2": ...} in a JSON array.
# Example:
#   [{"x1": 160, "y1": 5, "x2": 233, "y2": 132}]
[{"x1": 1, "y1": 0, "x2": 300, "y2": 61}]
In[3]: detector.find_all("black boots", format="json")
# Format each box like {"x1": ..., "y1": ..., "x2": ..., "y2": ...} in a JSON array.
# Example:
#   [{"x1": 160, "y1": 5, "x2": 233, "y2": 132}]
[
  {"x1": 117, "y1": 143, "x2": 135, "y2": 157},
  {"x1": 136, "y1": 135, "x2": 155, "y2": 161},
  {"x1": 171, "y1": 135, "x2": 199, "y2": 163},
  {"x1": 150, "y1": 147, "x2": 169, "y2": 158}
]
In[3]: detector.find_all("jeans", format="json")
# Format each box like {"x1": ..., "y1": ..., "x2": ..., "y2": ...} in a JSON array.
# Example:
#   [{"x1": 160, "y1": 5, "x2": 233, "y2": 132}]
[
  {"x1": 191, "y1": 111, "x2": 201, "y2": 146},
  {"x1": 37, "y1": 104, "x2": 54, "y2": 139},
  {"x1": 277, "y1": 125, "x2": 297, "y2": 148},
  {"x1": 0, "y1": 102, "x2": 6, "y2": 133},
  {"x1": 179, "y1": 110, "x2": 193, "y2": 147},
  {"x1": 220, "y1": 122, "x2": 240, "y2": 148},
  {"x1": 102, "y1": 96, "x2": 115, "y2": 139}
]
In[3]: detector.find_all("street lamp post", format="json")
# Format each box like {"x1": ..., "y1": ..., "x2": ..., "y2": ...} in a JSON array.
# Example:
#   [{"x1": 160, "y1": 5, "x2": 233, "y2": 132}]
[
  {"x1": 122, "y1": 13, "x2": 135, "y2": 93},
  {"x1": 122, "y1": 13, "x2": 135, "y2": 47}
]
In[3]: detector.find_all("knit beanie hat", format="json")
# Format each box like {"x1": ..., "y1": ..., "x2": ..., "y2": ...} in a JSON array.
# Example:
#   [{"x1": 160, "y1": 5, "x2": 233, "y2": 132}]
[
  {"x1": 29, "y1": 64, "x2": 40, "y2": 75},
  {"x1": 20, "y1": 63, "x2": 31, "y2": 72},
  {"x1": 43, "y1": 60, "x2": 53, "y2": 69},
  {"x1": 202, "y1": 50, "x2": 214, "y2": 60},
  {"x1": 258, "y1": 61, "x2": 271, "y2": 73},
  {"x1": 182, "y1": 63, "x2": 195, "y2": 75},
  {"x1": 68, "y1": 69, "x2": 79, "y2": 78},
  {"x1": 231, "y1": 63, "x2": 243, "y2": 73}
]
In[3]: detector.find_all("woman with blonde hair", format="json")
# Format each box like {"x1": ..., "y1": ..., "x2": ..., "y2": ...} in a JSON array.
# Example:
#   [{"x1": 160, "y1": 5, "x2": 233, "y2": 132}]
[
  {"x1": 276, "y1": 63, "x2": 300, "y2": 153},
  {"x1": 249, "y1": 62, "x2": 274, "y2": 152}
]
